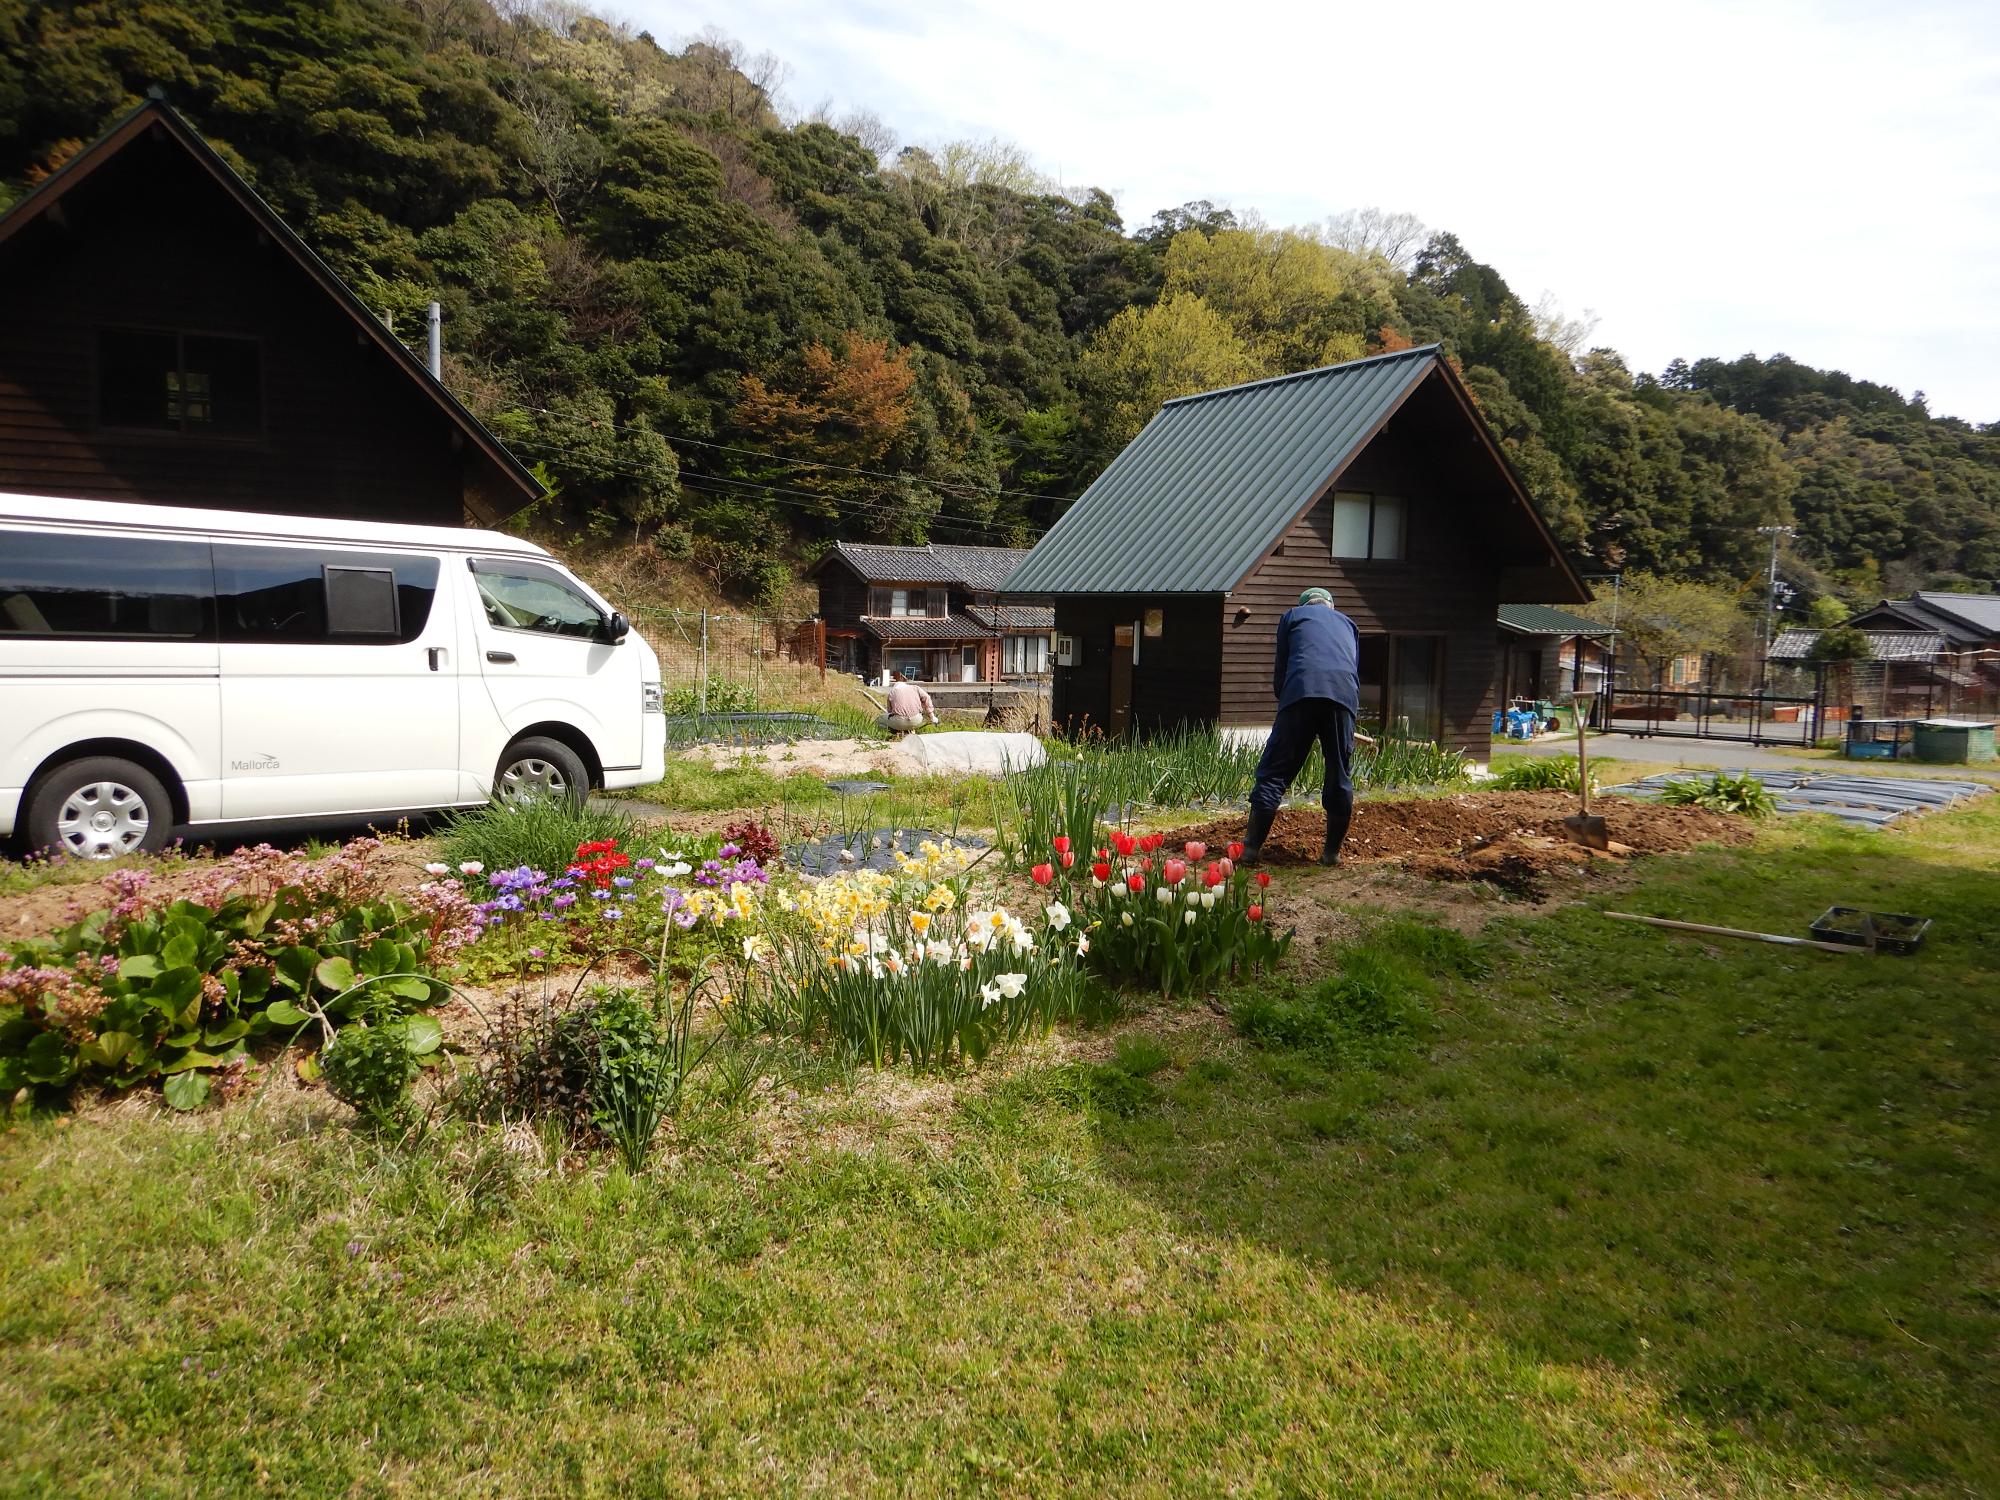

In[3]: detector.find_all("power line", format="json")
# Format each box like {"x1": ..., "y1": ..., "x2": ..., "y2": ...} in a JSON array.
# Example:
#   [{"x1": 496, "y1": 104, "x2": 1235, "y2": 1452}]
[
  {"x1": 507, "y1": 403, "x2": 1085, "y2": 506},
  {"x1": 502, "y1": 431, "x2": 1037, "y2": 540}
]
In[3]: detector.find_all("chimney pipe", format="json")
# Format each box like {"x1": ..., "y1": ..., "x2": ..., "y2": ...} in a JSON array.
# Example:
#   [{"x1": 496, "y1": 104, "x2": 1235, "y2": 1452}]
[{"x1": 426, "y1": 300, "x2": 442, "y2": 379}]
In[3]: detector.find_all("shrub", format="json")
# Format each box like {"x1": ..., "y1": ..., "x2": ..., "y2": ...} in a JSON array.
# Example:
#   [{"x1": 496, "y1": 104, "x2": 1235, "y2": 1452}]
[
  {"x1": 0, "y1": 840, "x2": 465, "y2": 1111},
  {"x1": 460, "y1": 976, "x2": 727, "y2": 1170},
  {"x1": 438, "y1": 800, "x2": 645, "y2": 882},
  {"x1": 1490, "y1": 755, "x2": 1598, "y2": 794},
  {"x1": 321, "y1": 1019, "x2": 435, "y2": 1127},
  {"x1": 1657, "y1": 770, "x2": 1778, "y2": 818}
]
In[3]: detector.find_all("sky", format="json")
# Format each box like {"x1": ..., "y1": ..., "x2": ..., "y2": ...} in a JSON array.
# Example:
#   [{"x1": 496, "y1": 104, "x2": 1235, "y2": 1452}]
[{"x1": 623, "y1": 0, "x2": 2000, "y2": 425}]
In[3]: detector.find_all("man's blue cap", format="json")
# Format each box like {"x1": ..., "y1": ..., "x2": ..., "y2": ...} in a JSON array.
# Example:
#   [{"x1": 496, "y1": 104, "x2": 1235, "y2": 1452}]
[{"x1": 1298, "y1": 587, "x2": 1333, "y2": 607}]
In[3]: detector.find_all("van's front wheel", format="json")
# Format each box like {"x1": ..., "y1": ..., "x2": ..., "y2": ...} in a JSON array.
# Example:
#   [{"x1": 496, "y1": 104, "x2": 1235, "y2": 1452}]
[
  {"x1": 493, "y1": 737, "x2": 588, "y2": 812},
  {"x1": 26, "y1": 757, "x2": 175, "y2": 860}
]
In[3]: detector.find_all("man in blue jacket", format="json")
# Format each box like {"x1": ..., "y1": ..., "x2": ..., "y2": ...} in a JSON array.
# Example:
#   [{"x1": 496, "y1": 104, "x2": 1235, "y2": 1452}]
[{"x1": 1244, "y1": 587, "x2": 1360, "y2": 865}]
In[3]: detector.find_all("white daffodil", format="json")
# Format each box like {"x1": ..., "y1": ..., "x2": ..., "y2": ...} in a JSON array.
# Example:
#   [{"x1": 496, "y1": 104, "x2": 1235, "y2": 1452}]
[
  {"x1": 741, "y1": 934, "x2": 771, "y2": 964},
  {"x1": 979, "y1": 980, "x2": 1002, "y2": 1008},
  {"x1": 1076, "y1": 933, "x2": 1091, "y2": 955},
  {"x1": 1045, "y1": 901, "x2": 1072, "y2": 931},
  {"x1": 993, "y1": 972, "x2": 1027, "y2": 998}
]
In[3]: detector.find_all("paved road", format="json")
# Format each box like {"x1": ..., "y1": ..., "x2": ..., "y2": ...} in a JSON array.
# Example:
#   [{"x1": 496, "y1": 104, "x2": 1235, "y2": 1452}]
[
  {"x1": 1499, "y1": 731, "x2": 2000, "y2": 781},
  {"x1": 1498, "y1": 731, "x2": 1833, "y2": 772}
]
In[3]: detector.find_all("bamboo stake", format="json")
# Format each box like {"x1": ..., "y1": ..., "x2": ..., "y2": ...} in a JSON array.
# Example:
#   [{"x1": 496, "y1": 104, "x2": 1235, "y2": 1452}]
[{"x1": 1605, "y1": 911, "x2": 1863, "y2": 954}]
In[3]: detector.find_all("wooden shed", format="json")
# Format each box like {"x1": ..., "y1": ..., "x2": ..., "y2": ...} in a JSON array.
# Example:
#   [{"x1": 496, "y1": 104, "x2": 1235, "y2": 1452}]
[
  {"x1": 0, "y1": 98, "x2": 542, "y2": 525},
  {"x1": 1001, "y1": 346, "x2": 1588, "y2": 763}
]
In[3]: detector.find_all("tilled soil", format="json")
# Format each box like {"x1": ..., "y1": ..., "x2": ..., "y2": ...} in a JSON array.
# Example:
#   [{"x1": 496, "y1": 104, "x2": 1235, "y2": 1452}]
[{"x1": 1162, "y1": 791, "x2": 1752, "y2": 894}]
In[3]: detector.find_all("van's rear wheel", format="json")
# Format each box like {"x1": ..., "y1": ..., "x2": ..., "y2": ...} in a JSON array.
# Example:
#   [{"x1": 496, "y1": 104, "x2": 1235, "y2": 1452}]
[
  {"x1": 26, "y1": 757, "x2": 174, "y2": 860},
  {"x1": 493, "y1": 737, "x2": 588, "y2": 811}
]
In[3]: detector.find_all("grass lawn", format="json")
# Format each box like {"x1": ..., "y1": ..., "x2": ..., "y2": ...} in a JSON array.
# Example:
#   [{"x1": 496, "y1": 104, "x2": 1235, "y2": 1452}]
[{"x1": 1, "y1": 801, "x2": 1994, "y2": 1495}]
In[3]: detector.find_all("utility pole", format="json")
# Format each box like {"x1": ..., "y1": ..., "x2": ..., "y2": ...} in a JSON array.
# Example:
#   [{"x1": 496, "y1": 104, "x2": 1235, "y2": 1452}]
[
  {"x1": 425, "y1": 301, "x2": 442, "y2": 379},
  {"x1": 1756, "y1": 525, "x2": 1795, "y2": 692}
]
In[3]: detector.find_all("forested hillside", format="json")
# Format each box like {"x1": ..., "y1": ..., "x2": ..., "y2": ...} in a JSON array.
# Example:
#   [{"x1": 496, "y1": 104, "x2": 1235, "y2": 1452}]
[{"x1": 3, "y1": 0, "x2": 1997, "y2": 612}]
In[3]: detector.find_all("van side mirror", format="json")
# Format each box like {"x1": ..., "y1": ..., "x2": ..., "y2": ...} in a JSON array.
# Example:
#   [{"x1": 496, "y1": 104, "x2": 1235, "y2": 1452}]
[{"x1": 603, "y1": 611, "x2": 630, "y2": 644}]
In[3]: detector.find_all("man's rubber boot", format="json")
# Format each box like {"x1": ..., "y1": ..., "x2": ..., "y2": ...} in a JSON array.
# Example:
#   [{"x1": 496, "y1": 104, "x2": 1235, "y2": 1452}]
[
  {"x1": 1241, "y1": 805, "x2": 1276, "y2": 865},
  {"x1": 1321, "y1": 803, "x2": 1353, "y2": 866}
]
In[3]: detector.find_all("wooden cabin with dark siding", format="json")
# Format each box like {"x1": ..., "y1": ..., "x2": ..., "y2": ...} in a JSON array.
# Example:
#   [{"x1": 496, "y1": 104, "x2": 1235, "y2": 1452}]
[
  {"x1": 0, "y1": 99, "x2": 541, "y2": 526},
  {"x1": 1001, "y1": 347, "x2": 1588, "y2": 765}
]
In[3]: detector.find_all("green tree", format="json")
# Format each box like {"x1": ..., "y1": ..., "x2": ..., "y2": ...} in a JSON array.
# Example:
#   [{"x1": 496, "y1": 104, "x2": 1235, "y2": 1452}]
[{"x1": 1078, "y1": 294, "x2": 1256, "y2": 448}]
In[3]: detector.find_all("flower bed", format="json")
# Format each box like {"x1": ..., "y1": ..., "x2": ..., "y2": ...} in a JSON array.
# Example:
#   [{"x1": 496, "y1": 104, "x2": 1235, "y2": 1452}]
[
  {"x1": 729, "y1": 839, "x2": 1095, "y2": 1069},
  {"x1": 1033, "y1": 831, "x2": 1290, "y2": 998},
  {"x1": 0, "y1": 839, "x2": 472, "y2": 1110}
]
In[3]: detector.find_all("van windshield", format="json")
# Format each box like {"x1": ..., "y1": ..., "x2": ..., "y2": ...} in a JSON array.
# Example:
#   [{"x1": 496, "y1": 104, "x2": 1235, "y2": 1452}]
[{"x1": 472, "y1": 560, "x2": 604, "y2": 640}]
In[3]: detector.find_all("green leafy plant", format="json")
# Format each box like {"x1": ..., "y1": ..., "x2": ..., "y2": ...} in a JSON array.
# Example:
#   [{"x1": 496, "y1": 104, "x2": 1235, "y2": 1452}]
[
  {"x1": 321, "y1": 1018, "x2": 440, "y2": 1128},
  {"x1": 1656, "y1": 770, "x2": 1779, "y2": 818},
  {"x1": 661, "y1": 675, "x2": 758, "y2": 717},
  {"x1": 1231, "y1": 919, "x2": 1476, "y2": 1063},
  {"x1": 438, "y1": 800, "x2": 647, "y2": 880},
  {"x1": 0, "y1": 842, "x2": 467, "y2": 1110},
  {"x1": 1490, "y1": 755, "x2": 1599, "y2": 794}
]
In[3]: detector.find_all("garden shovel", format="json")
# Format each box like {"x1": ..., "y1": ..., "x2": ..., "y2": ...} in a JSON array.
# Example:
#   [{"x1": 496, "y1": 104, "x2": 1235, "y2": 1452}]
[{"x1": 1560, "y1": 713, "x2": 1610, "y2": 850}]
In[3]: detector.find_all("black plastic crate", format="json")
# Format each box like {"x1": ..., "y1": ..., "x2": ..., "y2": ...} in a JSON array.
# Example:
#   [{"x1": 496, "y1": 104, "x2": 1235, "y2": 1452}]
[{"x1": 1809, "y1": 906, "x2": 1931, "y2": 954}]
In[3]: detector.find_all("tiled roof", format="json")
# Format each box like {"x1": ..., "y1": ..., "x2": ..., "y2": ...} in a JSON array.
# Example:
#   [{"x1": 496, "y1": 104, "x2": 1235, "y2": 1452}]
[
  {"x1": 964, "y1": 604, "x2": 1054, "y2": 631},
  {"x1": 1848, "y1": 593, "x2": 2000, "y2": 647},
  {"x1": 861, "y1": 613, "x2": 996, "y2": 642},
  {"x1": 822, "y1": 541, "x2": 1031, "y2": 590},
  {"x1": 1497, "y1": 603, "x2": 1614, "y2": 636},
  {"x1": 1768, "y1": 628, "x2": 1945, "y2": 662}
]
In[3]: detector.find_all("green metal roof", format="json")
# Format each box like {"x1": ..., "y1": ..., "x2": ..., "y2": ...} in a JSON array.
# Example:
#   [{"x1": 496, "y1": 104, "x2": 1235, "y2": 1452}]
[
  {"x1": 1003, "y1": 346, "x2": 1440, "y2": 595},
  {"x1": 1497, "y1": 603, "x2": 1613, "y2": 636}
]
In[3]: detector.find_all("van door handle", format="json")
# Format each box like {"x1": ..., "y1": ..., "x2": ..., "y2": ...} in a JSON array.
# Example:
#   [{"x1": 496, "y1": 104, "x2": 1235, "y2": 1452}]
[
  {"x1": 427, "y1": 647, "x2": 447, "y2": 671},
  {"x1": 486, "y1": 650, "x2": 516, "y2": 664}
]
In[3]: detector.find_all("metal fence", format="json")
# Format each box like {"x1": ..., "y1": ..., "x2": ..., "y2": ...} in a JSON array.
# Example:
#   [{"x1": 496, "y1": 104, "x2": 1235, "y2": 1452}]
[
  {"x1": 1608, "y1": 685, "x2": 1825, "y2": 745},
  {"x1": 1769, "y1": 650, "x2": 2000, "y2": 726},
  {"x1": 625, "y1": 606, "x2": 1053, "y2": 727}
]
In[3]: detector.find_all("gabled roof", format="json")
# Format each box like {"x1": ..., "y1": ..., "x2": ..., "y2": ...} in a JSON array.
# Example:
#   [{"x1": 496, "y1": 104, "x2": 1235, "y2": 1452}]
[
  {"x1": 1769, "y1": 628, "x2": 1946, "y2": 663},
  {"x1": 0, "y1": 97, "x2": 543, "y2": 522},
  {"x1": 1498, "y1": 603, "x2": 1614, "y2": 637},
  {"x1": 964, "y1": 603, "x2": 1054, "y2": 631},
  {"x1": 862, "y1": 613, "x2": 995, "y2": 642},
  {"x1": 815, "y1": 540, "x2": 1031, "y2": 590},
  {"x1": 1847, "y1": 593, "x2": 2000, "y2": 647},
  {"x1": 1002, "y1": 346, "x2": 1586, "y2": 601}
]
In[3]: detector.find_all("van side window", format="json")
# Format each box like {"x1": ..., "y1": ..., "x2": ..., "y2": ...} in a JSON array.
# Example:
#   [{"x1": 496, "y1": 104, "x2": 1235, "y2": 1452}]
[
  {"x1": 215, "y1": 545, "x2": 438, "y2": 644},
  {"x1": 0, "y1": 529, "x2": 212, "y2": 640},
  {"x1": 471, "y1": 559, "x2": 604, "y2": 640}
]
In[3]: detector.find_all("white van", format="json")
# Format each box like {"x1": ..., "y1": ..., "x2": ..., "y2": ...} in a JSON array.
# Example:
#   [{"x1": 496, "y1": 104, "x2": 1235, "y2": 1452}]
[{"x1": 0, "y1": 494, "x2": 665, "y2": 858}]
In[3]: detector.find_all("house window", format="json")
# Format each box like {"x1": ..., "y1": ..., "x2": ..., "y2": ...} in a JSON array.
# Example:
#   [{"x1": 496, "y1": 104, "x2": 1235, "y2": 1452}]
[
  {"x1": 99, "y1": 329, "x2": 262, "y2": 435},
  {"x1": 1354, "y1": 633, "x2": 1443, "y2": 741},
  {"x1": 1002, "y1": 634, "x2": 1049, "y2": 674},
  {"x1": 1331, "y1": 492, "x2": 1405, "y2": 561},
  {"x1": 867, "y1": 586, "x2": 947, "y2": 618}
]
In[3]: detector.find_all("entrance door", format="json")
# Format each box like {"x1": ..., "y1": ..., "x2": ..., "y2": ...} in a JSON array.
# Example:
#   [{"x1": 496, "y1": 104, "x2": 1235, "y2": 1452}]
[
  {"x1": 1108, "y1": 621, "x2": 1135, "y2": 737},
  {"x1": 216, "y1": 542, "x2": 459, "y2": 818},
  {"x1": 962, "y1": 645, "x2": 978, "y2": 682},
  {"x1": 1388, "y1": 635, "x2": 1444, "y2": 741},
  {"x1": 467, "y1": 556, "x2": 640, "y2": 783}
]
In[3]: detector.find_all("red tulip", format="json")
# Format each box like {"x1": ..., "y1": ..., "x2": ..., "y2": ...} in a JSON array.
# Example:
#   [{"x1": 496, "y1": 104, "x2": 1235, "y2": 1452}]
[
  {"x1": 1141, "y1": 857, "x2": 1153, "y2": 873},
  {"x1": 1060, "y1": 851, "x2": 1076, "y2": 869},
  {"x1": 1184, "y1": 841, "x2": 1207, "y2": 861},
  {"x1": 1227, "y1": 841, "x2": 1245, "y2": 861},
  {"x1": 1112, "y1": 831, "x2": 1137, "y2": 857},
  {"x1": 1031, "y1": 863, "x2": 1054, "y2": 886},
  {"x1": 1255, "y1": 870, "x2": 1271, "y2": 888},
  {"x1": 1126, "y1": 872, "x2": 1145, "y2": 893},
  {"x1": 1248, "y1": 904, "x2": 1264, "y2": 922},
  {"x1": 1162, "y1": 857, "x2": 1187, "y2": 886},
  {"x1": 1091, "y1": 861, "x2": 1112, "y2": 882},
  {"x1": 1216, "y1": 857, "x2": 1234, "y2": 879},
  {"x1": 1202, "y1": 864, "x2": 1225, "y2": 888},
  {"x1": 1053, "y1": 835, "x2": 1072, "y2": 854},
  {"x1": 1140, "y1": 833, "x2": 1164, "y2": 853}
]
